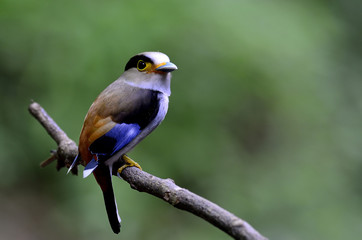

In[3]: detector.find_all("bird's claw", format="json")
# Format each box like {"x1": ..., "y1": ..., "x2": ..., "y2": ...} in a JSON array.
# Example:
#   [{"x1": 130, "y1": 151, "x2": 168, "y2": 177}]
[{"x1": 117, "y1": 155, "x2": 142, "y2": 174}]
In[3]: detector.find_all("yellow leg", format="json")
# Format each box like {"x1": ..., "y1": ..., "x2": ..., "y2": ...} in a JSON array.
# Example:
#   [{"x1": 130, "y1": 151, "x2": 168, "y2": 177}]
[{"x1": 117, "y1": 154, "x2": 142, "y2": 174}]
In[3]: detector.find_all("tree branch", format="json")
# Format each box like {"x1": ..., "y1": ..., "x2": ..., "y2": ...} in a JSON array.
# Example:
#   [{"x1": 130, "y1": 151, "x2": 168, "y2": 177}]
[{"x1": 28, "y1": 101, "x2": 268, "y2": 240}]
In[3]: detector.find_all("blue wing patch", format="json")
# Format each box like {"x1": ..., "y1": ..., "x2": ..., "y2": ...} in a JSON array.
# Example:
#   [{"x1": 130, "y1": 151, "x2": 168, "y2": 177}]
[{"x1": 89, "y1": 123, "x2": 141, "y2": 158}]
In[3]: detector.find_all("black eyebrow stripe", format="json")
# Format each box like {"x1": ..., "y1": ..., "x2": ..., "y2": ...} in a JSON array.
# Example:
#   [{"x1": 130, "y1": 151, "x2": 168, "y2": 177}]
[{"x1": 124, "y1": 55, "x2": 154, "y2": 71}]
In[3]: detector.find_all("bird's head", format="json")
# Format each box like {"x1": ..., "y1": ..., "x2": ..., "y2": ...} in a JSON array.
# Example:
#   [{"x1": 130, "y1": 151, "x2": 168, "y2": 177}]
[{"x1": 122, "y1": 52, "x2": 177, "y2": 96}]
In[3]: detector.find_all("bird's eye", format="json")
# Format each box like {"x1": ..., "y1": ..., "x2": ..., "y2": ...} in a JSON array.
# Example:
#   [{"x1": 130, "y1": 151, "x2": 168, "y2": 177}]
[{"x1": 137, "y1": 60, "x2": 147, "y2": 71}]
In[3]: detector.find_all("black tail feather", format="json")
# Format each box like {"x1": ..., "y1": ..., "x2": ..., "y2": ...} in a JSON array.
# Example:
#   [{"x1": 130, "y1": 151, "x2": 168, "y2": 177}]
[
  {"x1": 93, "y1": 166, "x2": 121, "y2": 234},
  {"x1": 102, "y1": 187, "x2": 121, "y2": 234}
]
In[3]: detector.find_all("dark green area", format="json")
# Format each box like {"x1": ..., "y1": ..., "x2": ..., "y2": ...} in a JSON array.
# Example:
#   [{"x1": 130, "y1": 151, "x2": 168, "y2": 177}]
[{"x1": 1, "y1": 1, "x2": 362, "y2": 239}]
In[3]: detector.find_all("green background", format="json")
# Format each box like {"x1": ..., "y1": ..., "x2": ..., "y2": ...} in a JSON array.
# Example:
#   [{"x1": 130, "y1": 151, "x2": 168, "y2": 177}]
[{"x1": 1, "y1": 1, "x2": 362, "y2": 239}]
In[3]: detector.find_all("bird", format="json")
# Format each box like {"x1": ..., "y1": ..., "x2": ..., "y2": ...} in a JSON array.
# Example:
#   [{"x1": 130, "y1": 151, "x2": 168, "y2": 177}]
[{"x1": 68, "y1": 51, "x2": 177, "y2": 234}]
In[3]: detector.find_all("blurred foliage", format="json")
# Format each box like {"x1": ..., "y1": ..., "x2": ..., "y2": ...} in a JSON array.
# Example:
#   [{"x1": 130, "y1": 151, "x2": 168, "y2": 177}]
[{"x1": 1, "y1": 0, "x2": 362, "y2": 239}]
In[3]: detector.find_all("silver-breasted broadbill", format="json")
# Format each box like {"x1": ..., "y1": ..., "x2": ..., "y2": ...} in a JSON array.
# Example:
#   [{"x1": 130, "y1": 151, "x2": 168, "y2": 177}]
[{"x1": 69, "y1": 52, "x2": 177, "y2": 233}]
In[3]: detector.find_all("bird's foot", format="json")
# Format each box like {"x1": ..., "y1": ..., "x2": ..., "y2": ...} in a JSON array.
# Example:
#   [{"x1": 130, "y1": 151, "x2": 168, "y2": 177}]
[{"x1": 117, "y1": 155, "x2": 142, "y2": 174}]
